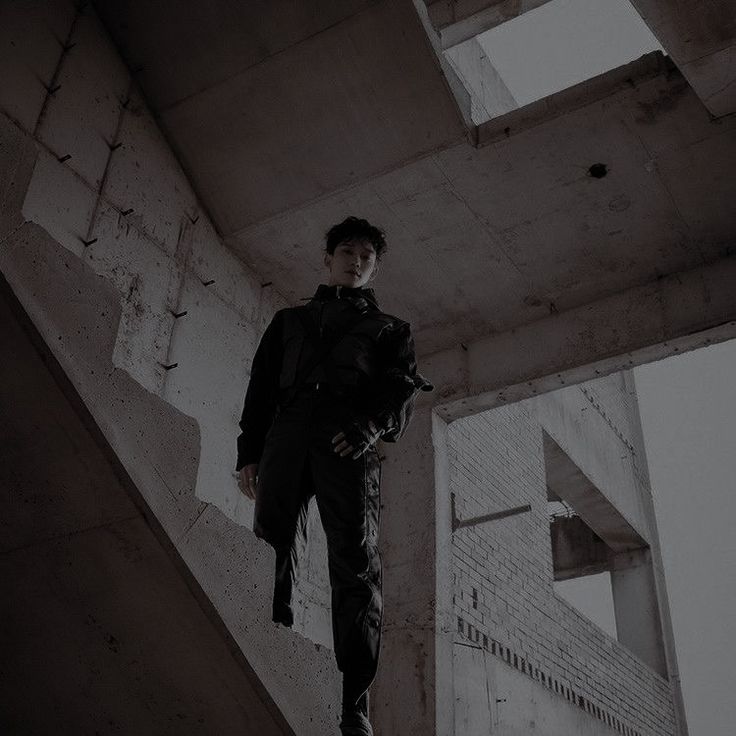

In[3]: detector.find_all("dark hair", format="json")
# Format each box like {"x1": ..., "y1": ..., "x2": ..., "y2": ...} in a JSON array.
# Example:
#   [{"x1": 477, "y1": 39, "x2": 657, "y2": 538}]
[{"x1": 324, "y1": 216, "x2": 387, "y2": 259}]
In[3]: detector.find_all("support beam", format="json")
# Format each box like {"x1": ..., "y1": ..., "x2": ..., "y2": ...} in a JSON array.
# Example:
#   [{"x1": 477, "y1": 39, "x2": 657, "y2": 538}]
[
  {"x1": 423, "y1": 253, "x2": 736, "y2": 424},
  {"x1": 372, "y1": 405, "x2": 454, "y2": 736},
  {"x1": 543, "y1": 432, "x2": 648, "y2": 549},
  {"x1": 629, "y1": 0, "x2": 736, "y2": 116},
  {"x1": 550, "y1": 516, "x2": 611, "y2": 581},
  {"x1": 611, "y1": 548, "x2": 667, "y2": 676},
  {"x1": 425, "y1": 0, "x2": 553, "y2": 49}
]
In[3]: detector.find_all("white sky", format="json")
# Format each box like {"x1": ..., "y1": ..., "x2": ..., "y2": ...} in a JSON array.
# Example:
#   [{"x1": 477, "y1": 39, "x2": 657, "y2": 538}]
[
  {"x1": 478, "y1": 0, "x2": 664, "y2": 107},
  {"x1": 635, "y1": 341, "x2": 736, "y2": 736}
]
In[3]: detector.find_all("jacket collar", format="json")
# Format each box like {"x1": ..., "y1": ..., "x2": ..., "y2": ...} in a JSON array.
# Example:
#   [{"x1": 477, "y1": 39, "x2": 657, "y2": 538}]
[{"x1": 311, "y1": 283, "x2": 380, "y2": 311}]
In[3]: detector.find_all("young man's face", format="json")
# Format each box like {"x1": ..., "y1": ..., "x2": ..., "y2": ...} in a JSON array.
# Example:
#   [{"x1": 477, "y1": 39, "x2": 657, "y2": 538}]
[{"x1": 324, "y1": 237, "x2": 378, "y2": 288}]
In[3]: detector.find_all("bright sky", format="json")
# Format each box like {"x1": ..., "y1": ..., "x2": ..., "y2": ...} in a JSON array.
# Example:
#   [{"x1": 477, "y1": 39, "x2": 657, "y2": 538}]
[
  {"x1": 635, "y1": 341, "x2": 736, "y2": 736},
  {"x1": 477, "y1": 0, "x2": 664, "y2": 107}
]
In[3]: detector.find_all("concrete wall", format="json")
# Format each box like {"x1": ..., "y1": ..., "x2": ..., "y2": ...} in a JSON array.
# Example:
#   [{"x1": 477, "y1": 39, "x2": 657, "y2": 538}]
[
  {"x1": 0, "y1": 2, "x2": 336, "y2": 732},
  {"x1": 449, "y1": 372, "x2": 678, "y2": 735},
  {"x1": 0, "y1": 268, "x2": 291, "y2": 736}
]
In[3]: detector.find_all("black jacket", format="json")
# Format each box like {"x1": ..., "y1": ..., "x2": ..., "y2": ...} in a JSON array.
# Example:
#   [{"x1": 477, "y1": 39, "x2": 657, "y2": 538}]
[{"x1": 235, "y1": 283, "x2": 433, "y2": 470}]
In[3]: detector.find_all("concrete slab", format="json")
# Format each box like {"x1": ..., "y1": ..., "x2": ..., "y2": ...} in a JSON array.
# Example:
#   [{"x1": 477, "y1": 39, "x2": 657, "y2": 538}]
[
  {"x1": 0, "y1": 290, "x2": 138, "y2": 552},
  {"x1": 425, "y1": 0, "x2": 552, "y2": 49},
  {"x1": 226, "y1": 55, "x2": 736, "y2": 357},
  {"x1": 178, "y1": 501, "x2": 340, "y2": 736},
  {"x1": 104, "y1": 88, "x2": 198, "y2": 256},
  {"x1": 0, "y1": 222, "x2": 207, "y2": 544},
  {"x1": 22, "y1": 147, "x2": 98, "y2": 257},
  {"x1": 94, "y1": 0, "x2": 379, "y2": 110},
  {"x1": 164, "y1": 265, "x2": 262, "y2": 519},
  {"x1": 630, "y1": 0, "x2": 736, "y2": 116},
  {"x1": 680, "y1": 42, "x2": 736, "y2": 117},
  {"x1": 81, "y1": 202, "x2": 178, "y2": 394},
  {"x1": 0, "y1": 122, "x2": 343, "y2": 734},
  {"x1": 0, "y1": 516, "x2": 290, "y2": 735},
  {"x1": 154, "y1": 0, "x2": 466, "y2": 233},
  {"x1": 36, "y1": 6, "x2": 130, "y2": 189},
  {"x1": 0, "y1": 116, "x2": 37, "y2": 242},
  {"x1": 0, "y1": 0, "x2": 76, "y2": 132},
  {"x1": 0, "y1": 273, "x2": 291, "y2": 735}
]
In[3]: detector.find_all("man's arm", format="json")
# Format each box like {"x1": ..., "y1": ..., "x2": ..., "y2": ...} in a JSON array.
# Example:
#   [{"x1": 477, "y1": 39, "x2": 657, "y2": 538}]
[
  {"x1": 235, "y1": 311, "x2": 283, "y2": 472},
  {"x1": 368, "y1": 320, "x2": 433, "y2": 442},
  {"x1": 335, "y1": 320, "x2": 433, "y2": 458}
]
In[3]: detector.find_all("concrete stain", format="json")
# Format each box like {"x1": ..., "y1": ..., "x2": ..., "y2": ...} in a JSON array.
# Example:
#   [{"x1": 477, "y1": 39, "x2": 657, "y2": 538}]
[{"x1": 634, "y1": 79, "x2": 689, "y2": 125}]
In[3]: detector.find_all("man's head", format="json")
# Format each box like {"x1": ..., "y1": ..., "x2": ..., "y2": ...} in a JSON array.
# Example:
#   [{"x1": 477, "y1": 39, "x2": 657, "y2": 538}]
[{"x1": 324, "y1": 216, "x2": 387, "y2": 289}]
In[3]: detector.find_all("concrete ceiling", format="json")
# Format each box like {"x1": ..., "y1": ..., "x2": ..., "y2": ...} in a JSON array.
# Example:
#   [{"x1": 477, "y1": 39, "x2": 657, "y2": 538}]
[{"x1": 93, "y1": 0, "x2": 736, "y2": 356}]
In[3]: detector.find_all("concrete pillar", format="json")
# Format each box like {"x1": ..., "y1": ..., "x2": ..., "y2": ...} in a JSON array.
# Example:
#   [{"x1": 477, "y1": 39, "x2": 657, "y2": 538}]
[
  {"x1": 611, "y1": 548, "x2": 667, "y2": 676},
  {"x1": 372, "y1": 404, "x2": 453, "y2": 735},
  {"x1": 444, "y1": 36, "x2": 518, "y2": 124}
]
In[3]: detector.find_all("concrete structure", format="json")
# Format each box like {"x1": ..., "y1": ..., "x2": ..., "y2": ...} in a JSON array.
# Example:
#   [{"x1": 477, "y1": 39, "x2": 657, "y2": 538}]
[
  {"x1": 450, "y1": 372, "x2": 676, "y2": 735},
  {"x1": 2, "y1": 0, "x2": 734, "y2": 733}
]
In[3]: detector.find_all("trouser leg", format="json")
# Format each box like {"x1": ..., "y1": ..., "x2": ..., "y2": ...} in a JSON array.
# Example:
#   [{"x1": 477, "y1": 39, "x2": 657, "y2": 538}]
[
  {"x1": 271, "y1": 494, "x2": 310, "y2": 626},
  {"x1": 311, "y1": 437, "x2": 383, "y2": 706},
  {"x1": 253, "y1": 408, "x2": 313, "y2": 626}
]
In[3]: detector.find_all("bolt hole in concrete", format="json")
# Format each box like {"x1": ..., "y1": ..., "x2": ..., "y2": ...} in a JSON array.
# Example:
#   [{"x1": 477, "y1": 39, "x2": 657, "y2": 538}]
[{"x1": 442, "y1": 0, "x2": 665, "y2": 125}]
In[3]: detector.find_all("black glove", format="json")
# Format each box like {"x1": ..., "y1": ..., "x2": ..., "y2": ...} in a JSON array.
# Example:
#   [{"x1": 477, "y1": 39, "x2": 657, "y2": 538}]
[{"x1": 340, "y1": 417, "x2": 384, "y2": 459}]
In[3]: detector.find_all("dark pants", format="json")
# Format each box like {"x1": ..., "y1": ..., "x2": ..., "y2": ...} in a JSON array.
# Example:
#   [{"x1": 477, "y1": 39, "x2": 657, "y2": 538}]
[{"x1": 253, "y1": 384, "x2": 383, "y2": 704}]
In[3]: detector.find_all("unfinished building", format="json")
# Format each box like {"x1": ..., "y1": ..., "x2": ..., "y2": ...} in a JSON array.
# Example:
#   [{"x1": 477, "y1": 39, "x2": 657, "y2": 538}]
[{"x1": 3, "y1": 1, "x2": 735, "y2": 733}]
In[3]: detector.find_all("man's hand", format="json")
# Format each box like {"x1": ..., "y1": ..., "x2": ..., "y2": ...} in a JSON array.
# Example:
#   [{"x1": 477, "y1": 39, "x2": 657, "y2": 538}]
[
  {"x1": 331, "y1": 431, "x2": 357, "y2": 458},
  {"x1": 332, "y1": 418, "x2": 383, "y2": 459},
  {"x1": 237, "y1": 463, "x2": 258, "y2": 500}
]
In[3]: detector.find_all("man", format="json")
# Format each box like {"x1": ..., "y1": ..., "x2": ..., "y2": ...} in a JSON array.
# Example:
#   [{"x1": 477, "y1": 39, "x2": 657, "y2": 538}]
[{"x1": 235, "y1": 216, "x2": 433, "y2": 736}]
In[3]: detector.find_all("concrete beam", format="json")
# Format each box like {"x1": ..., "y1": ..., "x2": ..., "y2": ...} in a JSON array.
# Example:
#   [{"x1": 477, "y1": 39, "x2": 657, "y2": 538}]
[
  {"x1": 425, "y1": 0, "x2": 552, "y2": 49},
  {"x1": 425, "y1": 252, "x2": 736, "y2": 424},
  {"x1": 550, "y1": 516, "x2": 611, "y2": 581},
  {"x1": 629, "y1": 0, "x2": 736, "y2": 116},
  {"x1": 543, "y1": 432, "x2": 648, "y2": 550},
  {"x1": 372, "y1": 404, "x2": 453, "y2": 735},
  {"x1": 611, "y1": 548, "x2": 667, "y2": 676}
]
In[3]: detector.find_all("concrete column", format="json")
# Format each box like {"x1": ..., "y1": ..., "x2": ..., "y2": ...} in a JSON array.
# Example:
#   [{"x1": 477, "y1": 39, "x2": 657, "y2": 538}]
[
  {"x1": 611, "y1": 548, "x2": 667, "y2": 676},
  {"x1": 372, "y1": 404, "x2": 453, "y2": 735}
]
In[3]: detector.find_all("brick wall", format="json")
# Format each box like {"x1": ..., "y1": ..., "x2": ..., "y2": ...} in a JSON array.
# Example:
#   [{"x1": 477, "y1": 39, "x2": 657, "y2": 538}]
[{"x1": 448, "y1": 371, "x2": 677, "y2": 736}]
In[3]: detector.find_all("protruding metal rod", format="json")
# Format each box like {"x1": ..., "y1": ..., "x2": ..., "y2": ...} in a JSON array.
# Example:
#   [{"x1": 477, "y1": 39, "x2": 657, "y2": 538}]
[{"x1": 451, "y1": 492, "x2": 532, "y2": 532}]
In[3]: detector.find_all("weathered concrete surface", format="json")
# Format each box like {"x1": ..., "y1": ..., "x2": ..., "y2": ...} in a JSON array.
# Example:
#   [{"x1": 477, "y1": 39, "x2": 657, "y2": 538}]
[
  {"x1": 94, "y1": 0, "x2": 468, "y2": 233},
  {"x1": 424, "y1": 0, "x2": 552, "y2": 48},
  {"x1": 0, "y1": 217, "x2": 340, "y2": 734},
  {"x1": 444, "y1": 36, "x2": 518, "y2": 124},
  {"x1": 0, "y1": 276, "x2": 291, "y2": 735},
  {"x1": 0, "y1": 3, "x2": 714, "y2": 734},
  {"x1": 226, "y1": 52, "x2": 736, "y2": 357},
  {"x1": 0, "y1": 97, "x2": 338, "y2": 736},
  {"x1": 448, "y1": 374, "x2": 683, "y2": 735},
  {"x1": 629, "y1": 0, "x2": 736, "y2": 116}
]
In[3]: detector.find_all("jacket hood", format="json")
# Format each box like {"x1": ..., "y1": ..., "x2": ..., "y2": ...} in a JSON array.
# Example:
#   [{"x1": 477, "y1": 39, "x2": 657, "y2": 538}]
[{"x1": 311, "y1": 283, "x2": 380, "y2": 311}]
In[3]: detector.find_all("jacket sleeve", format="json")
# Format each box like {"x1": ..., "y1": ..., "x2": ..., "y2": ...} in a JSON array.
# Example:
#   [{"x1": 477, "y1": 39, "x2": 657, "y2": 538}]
[
  {"x1": 367, "y1": 320, "x2": 433, "y2": 443},
  {"x1": 235, "y1": 311, "x2": 283, "y2": 471}
]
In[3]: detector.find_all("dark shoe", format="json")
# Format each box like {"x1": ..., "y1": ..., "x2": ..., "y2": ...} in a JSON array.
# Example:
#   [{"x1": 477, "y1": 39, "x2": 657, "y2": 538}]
[
  {"x1": 271, "y1": 600, "x2": 293, "y2": 627},
  {"x1": 340, "y1": 687, "x2": 372, "y2": 735},
  {"x1": 339, "y1": 709, "x2": 373, "y2": 736}
]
